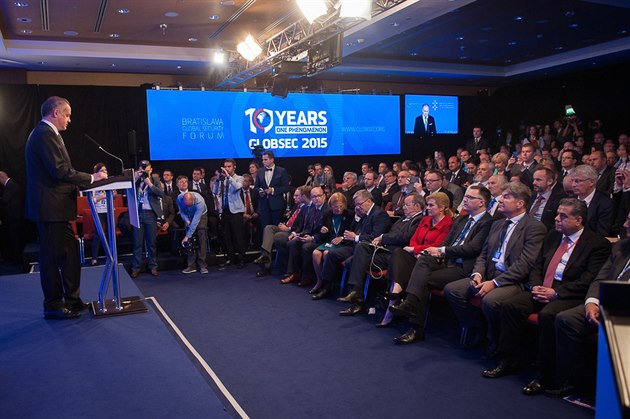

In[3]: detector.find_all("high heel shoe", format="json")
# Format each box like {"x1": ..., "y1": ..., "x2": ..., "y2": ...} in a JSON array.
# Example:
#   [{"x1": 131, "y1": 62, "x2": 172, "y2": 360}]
[
  {"x1": 376, "y1": 311, "x2": 393, "y2": 328},
  {"x1": 309, "y1": 282, "x2": 322, "y2": 294}
]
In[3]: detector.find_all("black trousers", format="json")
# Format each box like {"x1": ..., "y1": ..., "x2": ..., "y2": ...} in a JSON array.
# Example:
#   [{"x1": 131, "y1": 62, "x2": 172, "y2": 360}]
[
  {"x1": 222, "y1": 210, "x2": 246, "y2": 262},
  {"x1": 348, "y1": 241, "x2": 393, "y2": 293},
  {"x1": 321, "y1": 245, "x2": 354, "y2": 289},
  {"x1": 37, "y1": 221, "x2": 82, "y2": 310}
]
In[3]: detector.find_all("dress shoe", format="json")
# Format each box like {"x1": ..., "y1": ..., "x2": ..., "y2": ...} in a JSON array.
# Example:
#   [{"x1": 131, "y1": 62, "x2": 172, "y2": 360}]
[
  {"x1": 256, "y1": 268, "x2": 270, "y2": 277},
  {"x1": 482, "y1": 359, "x2": 519, "y2": 378},
  {"x1": 544, "y1": 383, "x2": 576, "y2": 398},
  {"x1": 522, "y1": 380, "x2": 544, "y2": 396},
  {"x1": 254, "y1": 255, "x2": 270, "y2": 264},
  {"x1": 150, "y1": 268, "x2": 159, "y2": 277},
  {"x1": 339, "y1": 303, "x2": 365, "y2": 316},
  {"x1": 130, "y1": 270, "x2": 140, "y2": 278},
  {"x1": 298, "y1": 276, "x2": 313, "y2": 287},
  {"x1": 337, "y1": 290, "x2": 359, "y2": 303},
  {"x1": 394, "y1": 328, "x2": 425, "y2": 345},
  {"x1": 375, "y1": 321, "x2": 392, "y2": 328},
  {"x1": 309, "y1": 284, "x2": 322, "y2": 294},
  {"x1": 389, "y1": 300, "x2": 417, "y2": 318},
  {"x1": 44, "y1": 307, "x2": 81, "y2": 320},
  {"x1": 312, "y1": 289, "x2": 329, "y2": 300},
  {"x1": 385, "y1": 291, "x2": 402, "y2": 301},
  {"x1": 281, "y1": 273, "x2": 299, "y2": 284},
  {"x1": 67, "y1": 301, "x2": 90, "y2": 312}
]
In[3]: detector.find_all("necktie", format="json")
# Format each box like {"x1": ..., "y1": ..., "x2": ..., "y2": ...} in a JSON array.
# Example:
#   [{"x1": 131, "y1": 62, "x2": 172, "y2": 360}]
[
  {"x1": 543, "y1": 237, "x2": 570, "y2": 288},
  {"x1": 222, "y1": 179, "x2": 229, "y2": 209},
  {"x1": 194, "y1": 182, "x2": 199, "y2": 191},
  {"x1": 487, "y1": 197, "x2": 496, "y2": 213},
  {"x1": 394, "y1": 192, "x2": 405, "y2": 212},
  {"x1": 529, "y1": 195, "x2": 545, "y2": 220},
  {"x1": 57, "y1": 133, "x2": 65, "y2": 146},
  {"x1": 424, "y1": 117, "x2": 428, "y2": 131},
  {"x1": 452, "y1": 217, "x2": 474, "y2": 246},
  {"x1": 497, "y1": 220, "x2": 512, "y2": 250},
  {"x1": 167, "y1": 184, "x2": 172, "y2": 195},
  {"x1": 245, "y1": 190, "x2": 253, "y2": 215},
  {"x1": 563, "y1": 170, "x2": 568, "y2": 177},
  {"x1": 287, "y1": 208, "x2": 300, "y2": 228},
  {"x1": 450, "y1": 172, "x2": 456, "y2": 183}
]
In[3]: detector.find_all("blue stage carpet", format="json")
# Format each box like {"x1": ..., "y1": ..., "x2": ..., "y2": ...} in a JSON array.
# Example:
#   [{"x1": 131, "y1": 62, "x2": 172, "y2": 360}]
[
  {"x1": 0, "y1": 266, "x2": 231, "y2": 419},
  {"x1": 133, "y1": 265, "x2": 595, "y2": 419}
]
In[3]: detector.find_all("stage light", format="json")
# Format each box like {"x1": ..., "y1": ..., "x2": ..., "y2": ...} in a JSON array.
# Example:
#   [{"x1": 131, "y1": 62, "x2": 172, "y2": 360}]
[
  {"x1": 213, "y1": 50, "x2": 226, "y2": 64},
  {"x1": 297, "y1": 0, "x2": 328, "y2": 24},
  {"x1": 339, "y1": 0, "x2": 372, "y2": 20},
  {"x1": 237, "y1": 35, "x2": 262, "y2": 61}
]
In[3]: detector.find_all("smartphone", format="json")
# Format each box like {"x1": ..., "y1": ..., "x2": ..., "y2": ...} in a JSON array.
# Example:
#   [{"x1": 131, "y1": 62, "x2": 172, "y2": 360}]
[{"x1": 512, "y1": 151, "x2": 518, "y2": 159}]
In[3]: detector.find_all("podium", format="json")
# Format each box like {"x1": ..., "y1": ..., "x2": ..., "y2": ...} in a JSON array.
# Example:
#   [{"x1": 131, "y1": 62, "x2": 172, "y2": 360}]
[{"x1": 82, "y1": 169, "x2": 147, "y2": 317}]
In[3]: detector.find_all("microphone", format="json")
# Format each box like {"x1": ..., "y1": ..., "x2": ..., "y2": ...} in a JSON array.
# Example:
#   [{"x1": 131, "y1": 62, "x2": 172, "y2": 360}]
[{"x1": 84, "y1": 134, "x2": 125, "y2": 175}]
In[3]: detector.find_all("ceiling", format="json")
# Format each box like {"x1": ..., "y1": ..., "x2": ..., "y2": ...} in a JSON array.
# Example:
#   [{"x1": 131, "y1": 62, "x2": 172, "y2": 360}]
[{"x1": 1, "y1": 0, "x2": 629, "y2": 87}]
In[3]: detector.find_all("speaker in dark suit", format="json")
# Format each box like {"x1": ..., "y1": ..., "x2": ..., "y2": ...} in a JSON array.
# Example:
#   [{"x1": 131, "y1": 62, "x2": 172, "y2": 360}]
[
  {"x1": 254, "y1": 151, "x2": 290, "y2": 229},
  {"x1": 413, "y1": 104, "x2": 437, "y2": 138},
  {"x1": 486, "y1": 199, "x2": 610, "y2": 387},
  {"x1": 25, "y1": 96, "x2": 105, "y2": 318}
]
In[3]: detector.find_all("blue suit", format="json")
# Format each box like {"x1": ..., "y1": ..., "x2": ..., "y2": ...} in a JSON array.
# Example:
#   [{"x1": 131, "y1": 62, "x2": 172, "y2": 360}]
[{"x1": 254, "y1": 165, "x2": 290, "y2": 229}]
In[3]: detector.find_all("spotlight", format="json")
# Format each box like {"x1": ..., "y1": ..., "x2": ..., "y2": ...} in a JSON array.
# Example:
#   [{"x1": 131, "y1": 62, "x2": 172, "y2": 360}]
[
  {"x1": 339, "y1": 0, "x2": 372, "y2": 20},
  {"x1": 213, "y1": 50, "x2": 226, "y2": 64},
  {"x1": 237, "y1": 35, "x2": 262, "y2": 61},
  {"x1": 297, "y1": 0, "x2": 328, "y2": 24}
]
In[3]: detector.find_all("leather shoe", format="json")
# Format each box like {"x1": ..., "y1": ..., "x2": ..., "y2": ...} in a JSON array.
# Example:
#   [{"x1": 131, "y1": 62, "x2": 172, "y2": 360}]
[
  {"x1": 311, "y1": 289, "x2": 329, "y2": 300},
  {"x1": 256, "y1": 268, "x2": 270, "y2": 277},
  {"x1": 385, "y1": 291, "x2": 402, "y2": 301},
  {"x1": 339, "y1": 303, "x2": 365, "y2": 316},
  {"x1": 394, "y1": 328, "x2": 425, "y2": 344},
  {"x1": 522, "y1": 380, "x2": 544, "y2": 396},
  {"x1": 150, "y1": 268, "x2": 159, "y2": 276},
  {"x1": 254, "y1": 255, "x2": 270, "y2": 264},
  {"x1": 281, "y1": 273, "x2": 299, "y2": 284},
  {"x1": 337, "y1": 290, "x2": 359, "y2": 303},
  {"x1": 544, "y1": 383, "x2": 576, "y2": 398},
  {"x1": 67, "y1": 301, "x2": 90, "y2": 312},
  {"x1": 389, "y1": 300, "x2": 417, "y2": 318},
  {"x1": 44, "y1": 307, "x2": 81, "y2": 320},
  {"x1": 482, "y1": 359, "x2": 519, "y2": 378},
  {"x1": 130, "y1": 270, "x2": 140, "y2": 278}
]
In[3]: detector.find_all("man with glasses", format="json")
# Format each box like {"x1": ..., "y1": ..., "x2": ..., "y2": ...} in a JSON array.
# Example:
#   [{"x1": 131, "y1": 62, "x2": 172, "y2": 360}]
[
  {"x1": 379, "y1": 170, "x2": 400, "y2": 209},
  {"x1": 312, "y1": 190, "x2": 391, "y2": 300},
  {"x1": 388, "y1": 170, "x2": 415, "y2": 217},
  {"x1": 424, "y1": 170, "x2": 454, "y2": 209},
  {"x1": 559, "y1": 150, "x2": 579, "y2": 181},
  {"x1": 390, "y1": 185, "x2": 495, "y2": 344},
  {"x1": 571, "y1": 164, "x2": 615, "y2": 236},
  {"x1": 335, "y1": 171, "x2": 361, "y2": 209}
]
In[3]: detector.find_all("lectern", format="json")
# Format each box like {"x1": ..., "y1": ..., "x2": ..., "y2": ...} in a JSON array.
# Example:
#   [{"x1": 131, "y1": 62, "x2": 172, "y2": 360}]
[{"x1": 82, "y1": 169, "x2": 147, "y2": 317}]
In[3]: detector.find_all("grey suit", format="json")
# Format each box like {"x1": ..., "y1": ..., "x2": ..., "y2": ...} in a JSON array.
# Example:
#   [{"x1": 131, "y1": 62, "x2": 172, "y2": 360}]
[{"x1": 444, "y1": 213, "x2": 546, "y2": 341}]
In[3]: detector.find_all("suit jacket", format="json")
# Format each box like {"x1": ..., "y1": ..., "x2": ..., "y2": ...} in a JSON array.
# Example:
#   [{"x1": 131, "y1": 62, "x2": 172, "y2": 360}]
[
  {"x1": 587, "y1": 190, "x2": 616, "y2": 236},
  {"x1": 301, "y1": 203, "x2": 328, "y2": 236},
  {"x1": 162, "y1": 181, "x2": 179, "y2": 202},
  {"x1": 473, "y1": 214, "x2": 546, "y2": 286},
  {"x1": 465, "y1": 137, "x2": 490, "y2": 155},
  {"x1": 528, "y1": 229, "x2": 611, "y2": 300},
  {"x1": 380, "y1": 212, "x2": 423, "y2": 250},
  {"x1": 414, "y1": 115, "x2": 436, "y2": 136},
  {"x1": 389, "y1": 190, "x2": 410, "y2": 217},
  {"x1": 254, "y1": 165, "x2": 290, "y2": 211},
  {"x1": 312, "y1": 173, "x2": 335, "y2": 192},
  {"x1": 352, "y1": 204, "x2": 391, "y2": 243},
  {"x1": 313, "y1": 208, "x2": 354, "y2": 244},
  {"x1": 510, "y1": 162, "x2": 540, "y2": 188},
  {"x1": 335, "y1": 184, "x2": 362, "y2": 209},
  {"x1": 240, "y1": 188, "x2": 259, "y2": 216},
  {"x1": 379, "y1": 183, "x2": 400, "y2": 207},
  {"x1": 596, "y1": 166, "x2": 615, "y2": 196},
  {"x1": 447, "y1": 169, "x2": 471, "y2": 188},
  {"x1": 445, "y1": 181, "x2": 464, "y2": 209},
  {"x1": 528, "y1": 189, "x2": 567, "y2": 231},
  {"x1": 365, "y1": 186, "x2": 383, "y2": 208},
  {"x1": 25, "y1": 121, "x2": 93, "y2": 222},
  {"x1": 0, "y1": 178, "x2": 24, "y2": 220},
  {"x1": 612, "y1": 190, "x2": 630, "y2": 237},
  {"x1": 442, "y1": 212, "x2": 495, "y2": 275},
  {"x1": 161, "y1": 194, "x2": 177, "y2": 226},
  {"x1": 135, "y1": 178, "x2": 165, "y2": 218},
  {"x1": 586, "y1": 238, "x2": 630, "y2": 301}
]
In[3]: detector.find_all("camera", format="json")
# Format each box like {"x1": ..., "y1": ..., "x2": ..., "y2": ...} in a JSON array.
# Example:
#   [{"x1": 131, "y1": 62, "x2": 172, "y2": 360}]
[
  {"x1": 181, "y1": 234, "x2": 199, "y2": 255},
  {"x1": 139, "y1": 160, "x2": 151, "y2": 179}
]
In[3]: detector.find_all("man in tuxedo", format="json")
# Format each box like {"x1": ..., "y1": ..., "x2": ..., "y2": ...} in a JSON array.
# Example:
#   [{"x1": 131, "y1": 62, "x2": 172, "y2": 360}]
[
  {"x1": 529, "y1": 167, "x2": 566, "y2": 231},
  {"x1": 390, "y1": 185, "x2": 495, "y2": 343},
  {"x1": 25, "y1": 96, "x2": 107, "y2": 319},
  {"x1": 482, "y1": 199, "x2": 610, "y2": 392},
  {"x1": 444, "y1": 182, "x2": 546, "y2": 349},
  {"x1": 465, "y1": 126, "x2": 490, "y2": 155},
  {"x1": 413, "y1": 103, "x2": 437, "y2": 138},
  {"x1": 0, "y1": 171, "x2": 25, "y2": 264},
  {"x1": 338, "y1": 193, "x2": 424, "y2": 316},
  {"x1": 571, "y1": 164, "x2": 615, "y2": 236},
  {"x1": 255, "y1": 151, "x2": 290, "y2": 229},
  {"x1": 589, "y1": 149, "x2": 615, "y2": 196},
  {"x1": 312, "y1": 190, "x2": 391, "y2": 300}
]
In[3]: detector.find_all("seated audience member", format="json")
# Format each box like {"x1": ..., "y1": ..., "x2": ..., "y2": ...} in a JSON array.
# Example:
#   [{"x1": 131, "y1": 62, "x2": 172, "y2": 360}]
[
  {"x1": 559, "y1": 149, "x2": 579, "y2": 180},
  {"x1": 554, "y1": 212, "x2": 630, "y2": 399},
  {"x1": 482, "y1": 199, "x2": 610, "y2": 394},
  {"x1": 507, "y1": 143, "x2": 539, "y2": 188},
  {"x1": 589, "y1": 149, "x2": 615, "y2": 196},
  {"x1": 443, "y1": 176, "x2": 464, "y2": 210},
  {"x1": 447, "y1": 155, "x2": 471, "y2": 187},
  {"x1": 388, "y1": 170, "x2": 415, "y2": 216},
  {"x1": 178, "y1": 192, "x2": 209, "y2": 274},
  {"x1": 310, "y1": 193, "x2": 355, "y2": 294},
  {"x1": 312, "y1": 190, "x2": 391, "y2": 300},
  {"x1": 255, "y1": 187, "x2": 306, "y2": 277},
  {"x1": 472, "y1": 162, "x2": 494, "y2": 187},
  {"x1": 362, "y1": 170, "x2": 382, "y2": 208},
  {"x1": 612, "y1": 169, "x2": 630, "y2": 237},
  {"x1": 443, "y1": 182, "x2": 546, "y2": 355},
  {"x1": 337, "y1": 193, "x2": 425, "y2": 317},
  {"x1": 380, "y1": 170, "x2": 400, "y2": 208},
  {"x1": 491, "y1": 153, "x2": 509, "y2": 177},
  {"x1": 335, "y1": 172, "x2": 361, "y2": 209},
  {"x1": 162, "y1": 169, "x2": 179, "y2": 202},
  {"x1": 392, "y1": 162, "x2": 402, "y2": 173},
  {"x1": 281, "y1": 186, "x2": 328, "y2": 286},
  {"x1": 375, "y1": 162, "x2": 388, "y2": 190},
  {"x1": 305, "y1": 165, "x2": 316, "y2": 186},
  {"x1": 529, "y1": 167, "x2": 566, "y2": 231},
  {"x1": 159, "y1": 194, "x2": 179, "y2": 247},
  {"x1": 312, "y1": 162, "x2": 335, "y2": 193},
  {"x1": 485, "y1": 174, "x2": 507, "y2": 218},
  {"x1": 571, "y1": 164, "x2": 615, "y2": 236},
  {"x1": 562, "y1": 173, "x2": 575, "y2": 197},
  {"x1": 424, "y1": 170, "x2": 454, "y2": 208},
  {"x1": 357, "y1": 162, "x2": 372, "y2": 186},
  {"x1": 389, "y1": 186, "x2": 494, "y2": 344}
]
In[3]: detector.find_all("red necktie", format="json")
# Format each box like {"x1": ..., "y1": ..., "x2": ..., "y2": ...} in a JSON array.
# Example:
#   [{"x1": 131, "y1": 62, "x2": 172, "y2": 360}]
[
  {"x1": 543, "y1": 237, "x2": 569, "y2": 288},
  {"x1": 245, "y1": 190, "x2": 253, "y2": 215},
  {"x1": 286, "y1": 208, "x2": 300, "y2": 228}
]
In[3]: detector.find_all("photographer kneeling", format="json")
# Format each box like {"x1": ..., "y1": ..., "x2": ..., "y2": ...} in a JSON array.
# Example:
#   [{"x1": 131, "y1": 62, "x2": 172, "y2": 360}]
[{"x1": 178, "y1": 192, "x2": 208, "y2": 274}]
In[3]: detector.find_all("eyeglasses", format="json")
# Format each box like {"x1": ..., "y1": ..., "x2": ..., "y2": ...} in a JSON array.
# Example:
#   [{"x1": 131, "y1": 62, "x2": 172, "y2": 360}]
[
  {"x1": 397, "y1": 175, "x2": 409, "y2": 179},
  {"x1": 424, "y1": 178, "x2": 440, "y2": 183},
  {"x1": 463, "y1": 195, "x2": 482, "y2": 201},
  {"x1": 354, "y1": 199, "x2": 369, "y2": 207},
  {"x1": 310, "y1": 193, "x2": 324, "y2": 198}
]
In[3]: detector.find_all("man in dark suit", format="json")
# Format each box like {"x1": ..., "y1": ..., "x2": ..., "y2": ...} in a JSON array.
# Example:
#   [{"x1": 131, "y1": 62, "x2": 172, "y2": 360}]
[
  {"x1": 338, "y1": 193, "x2": 424, "y2": 315},
  {"x1": 25, "y1": 96, "x2": 107, "y2": 319},
  {"x1": 161, "y1": 169, "x2": 179, "y2": 202},
  {"x1": 312, "y1": 189, "x2": 391, "y2": 300},
  {"x1": 444, "y1": 182, "x2": 546, "y2": 349},
  {"x1": 465, "y1": 126, "x2": 490, "y2": 155},
  {"x1": 424, "y1": 170, "x2": 454, "y2": 208},
  {"x1": 362, "y1": 170, "x2": 382, "y2": 208},
  {"x1": 571, "y1": 164, "x2": 615, "y2": 236},
  {"x1": 254, "y1": 151, "x2": 290, "y2": 229},
  {"x1": 413, "y1": 103, "x2": 436, "y2": 138},
  {"x1": 529, "y1": 167, "x2": 566, "y2": 231},
  {"x1": 554, "y1": 213, "x2": 630, "y2": 398},
  {"x1": 390, "y1": 185, "x2": 495, "y2": 343},
  {"x1": 0, "y1": 171, "x2": 25, "y2": 264},
  {"x1": 590, "y1": 149, "x2": 615, "y2": 196},
  {"x1": 335, "y1": 171, "x2": 362, "y2": 210},
  {"x1": 447, "y1": 155, "x2": 471, "y2": 187},
  {"x1": 482, "y1": 199, "x2": 610, "y2": 392},
  {"x1": 507, "y1": 143, "x2": 539, "y2": 188},
  {"x1": 387, "y1": 170, "x2": 415, "y2": 217},
  {"x1": 379, "y1": 170, "x2": 400, "y2": 209},
  {"x1": 312, "y1": 162, "x2": 335, "y2": 193}
]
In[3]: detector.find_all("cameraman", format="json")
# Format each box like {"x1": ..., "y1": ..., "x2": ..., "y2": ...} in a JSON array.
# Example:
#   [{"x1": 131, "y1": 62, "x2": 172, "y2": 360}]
[
  {"x1": 130, "y1": 160, "x2": 164, "y2": 278},
  {"x1": 178, "y1": 192, "x2": 208, "y2": 274}
]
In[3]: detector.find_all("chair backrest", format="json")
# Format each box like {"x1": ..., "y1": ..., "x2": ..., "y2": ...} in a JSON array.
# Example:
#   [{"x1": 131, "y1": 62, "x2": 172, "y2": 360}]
[
  {"x1": 77, "y1": 196, "x2": 89, "y2": 215},
  {"x1": 80, "y1": 209, "x2": 96, "y2": 240}
]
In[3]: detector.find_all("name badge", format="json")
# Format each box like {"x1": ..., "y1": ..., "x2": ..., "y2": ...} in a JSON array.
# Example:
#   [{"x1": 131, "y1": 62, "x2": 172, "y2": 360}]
[{"x1": 492, "y1": 250, "x2": 502, "y2": 263}]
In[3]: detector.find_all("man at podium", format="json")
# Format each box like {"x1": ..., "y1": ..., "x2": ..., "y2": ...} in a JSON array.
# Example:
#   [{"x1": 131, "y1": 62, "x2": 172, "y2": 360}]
[{"x1": 25, "y1": 96, "x2": 107, "y2": 320}]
